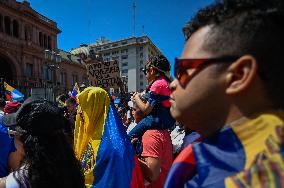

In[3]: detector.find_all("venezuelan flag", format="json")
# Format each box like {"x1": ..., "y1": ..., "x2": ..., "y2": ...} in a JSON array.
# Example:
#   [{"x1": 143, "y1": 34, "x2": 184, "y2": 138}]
[
  {"x1": 4, "y1": 82, "x2": 24, "y2": 101},
  {"x1": 74, "y1": 87, "x2": 144, "y2": 188},
  {"x1": 165, "y1": 112, "x2": 284, "y2": 188},
  {"x1": 71, "y1": 82, "x2": 80, "y2": 99}
]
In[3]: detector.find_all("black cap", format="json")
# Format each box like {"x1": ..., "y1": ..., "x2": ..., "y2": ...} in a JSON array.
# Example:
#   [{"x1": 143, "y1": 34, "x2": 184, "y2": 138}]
[
  {"x1": 2, "y1": 97, "x2": 35, "y2": 127},
  {"x1": 2, "y1": 98, "x2": 65, "y2": 136}
]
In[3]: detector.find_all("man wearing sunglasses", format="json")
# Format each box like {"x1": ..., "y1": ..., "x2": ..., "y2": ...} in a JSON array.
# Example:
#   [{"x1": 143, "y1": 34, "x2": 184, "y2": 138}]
[{"x1": 165, "y1": 0, "x2": 284, "y2": 187}]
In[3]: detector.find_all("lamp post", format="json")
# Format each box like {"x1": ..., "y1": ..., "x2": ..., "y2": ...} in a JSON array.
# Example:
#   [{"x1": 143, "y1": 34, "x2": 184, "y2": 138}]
[
  {"x1": 44, "y1": 49, "x2": 61, "y2": 69},
  {"x1": 121, "y1": 76, "x2": 128, "y2": 94},
  {"x1": 44, "y1": 49, "x2": 62, "y2": 101}
]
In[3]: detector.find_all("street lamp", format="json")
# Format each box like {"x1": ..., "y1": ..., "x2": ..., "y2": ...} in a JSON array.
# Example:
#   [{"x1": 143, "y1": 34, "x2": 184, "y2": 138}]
[
  {"x1": 43, "y1": 49, "x2": 62, "y2": 101},
  {"x1": 44, "y1": 49, "x2": 61, "y2": 69},
  {"x1": 44, "y1": 49, "x2": 62, "y2": 85}
]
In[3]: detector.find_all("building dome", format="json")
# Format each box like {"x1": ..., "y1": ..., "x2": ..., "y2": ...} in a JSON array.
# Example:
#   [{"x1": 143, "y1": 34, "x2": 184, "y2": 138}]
[{"x1": 70, "y1": 46, "x2": 90, "y2": 59}]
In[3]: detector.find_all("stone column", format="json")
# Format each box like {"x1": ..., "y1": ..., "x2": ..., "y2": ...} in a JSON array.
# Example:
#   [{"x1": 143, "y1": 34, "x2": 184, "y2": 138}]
[{"x1": 0, "y1": 15, "x2": 3, "y2": 32}]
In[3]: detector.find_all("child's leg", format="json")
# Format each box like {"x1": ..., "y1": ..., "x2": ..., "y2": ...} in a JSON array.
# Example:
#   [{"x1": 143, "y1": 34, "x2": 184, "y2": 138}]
[
  {"x1": 158, "y1": 107, "x2": 176, "y2": 130},
  {"x1": 128, "y1": 115, "x2": 157, "y2": 138}
]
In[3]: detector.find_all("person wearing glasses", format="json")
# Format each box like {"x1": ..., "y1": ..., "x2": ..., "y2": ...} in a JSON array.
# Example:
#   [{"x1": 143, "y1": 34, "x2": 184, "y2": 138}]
[
  {"x1": 128, "y1": 55, "x2": 174, "y2": 187},
  {"x1": 128, "y1": 55, "x2": 175, "y2": 155},
  {"x1": 165, "y1": 0, "x2": 284, "y2": 187},
  {"x1": 0, "y1": 99, "x2": 85, "y2": 188},
  {"x1": 0, "y1": 100, "x2": 22, "y2": 178}
]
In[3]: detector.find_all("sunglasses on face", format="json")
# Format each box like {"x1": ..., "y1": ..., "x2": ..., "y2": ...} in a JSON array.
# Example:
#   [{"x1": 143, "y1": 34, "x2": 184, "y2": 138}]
[
  {"x1": 171, "y1": 56, "x2": 240, "y2": 87},
  {"x1": 142, "y1": 66, "x2": 151, "y2": 75}
]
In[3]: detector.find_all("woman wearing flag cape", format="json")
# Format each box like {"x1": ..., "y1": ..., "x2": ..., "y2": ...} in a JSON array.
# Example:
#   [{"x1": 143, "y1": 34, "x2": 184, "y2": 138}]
[{"x1": 74, "y1": 87, "x2": 144, "y2": 188}]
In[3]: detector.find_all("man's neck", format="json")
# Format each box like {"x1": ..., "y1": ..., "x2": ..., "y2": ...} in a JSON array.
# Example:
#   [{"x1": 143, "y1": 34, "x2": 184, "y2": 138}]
[
  {"x1": 198, "y1": 104, "x2": 276, "y2": 139},
  {"x1": 225, "y1": 102, "x2": 276, "y2": 127}
]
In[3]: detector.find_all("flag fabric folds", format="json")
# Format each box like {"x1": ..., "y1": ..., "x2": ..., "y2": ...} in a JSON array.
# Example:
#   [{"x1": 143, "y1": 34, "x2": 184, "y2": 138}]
[
  {"x1": 71, "y1": 83, "x2": 80, "y2": 99},
  {"x1": 4, "y1": 82, "x2": 24, "y2": 101},
  {"x1": 74, "y1": 87, "x2": 144, "y2": 188},
  {"x1": 165, "y1": 112, "x2": 284, "y2": 188}
]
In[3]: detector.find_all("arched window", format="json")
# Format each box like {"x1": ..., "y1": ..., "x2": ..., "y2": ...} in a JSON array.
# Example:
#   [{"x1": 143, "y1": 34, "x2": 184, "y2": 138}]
[
  {"x1": 4, "y1": 16, "x2": 11, "y2": 35},
  {"x1": 13, "y1": 20, "x2": 19, "y2": 38},
  {"x1": 0, "y1": 14, "x2": 3, "y2": 32}
]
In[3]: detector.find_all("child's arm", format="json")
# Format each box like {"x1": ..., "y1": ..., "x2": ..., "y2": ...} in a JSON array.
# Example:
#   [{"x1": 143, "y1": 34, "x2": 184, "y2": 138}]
[{"x1": 133, "y1": 92, "x2": 153, "y2": 115}]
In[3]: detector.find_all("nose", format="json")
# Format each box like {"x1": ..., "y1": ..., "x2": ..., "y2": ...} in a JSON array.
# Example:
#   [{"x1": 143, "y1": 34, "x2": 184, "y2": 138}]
[{"x1": 169, "y1": 79, "x2": 177, "y2": 92}]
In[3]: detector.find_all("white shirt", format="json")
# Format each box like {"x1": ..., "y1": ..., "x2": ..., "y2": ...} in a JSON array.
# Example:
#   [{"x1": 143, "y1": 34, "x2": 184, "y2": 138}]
[
  {"x1": 6, "y1": 172, "x2": 19, "y2": 188},
  {"x1": 170, "y1": 126, "x2": 185, "y2": 154},
  {"x1": 5, "y1": 166, "x2": 28, "y2": 188},
  {"x1": 126, "y1": 122, "x2": 137, "y2": 134}
]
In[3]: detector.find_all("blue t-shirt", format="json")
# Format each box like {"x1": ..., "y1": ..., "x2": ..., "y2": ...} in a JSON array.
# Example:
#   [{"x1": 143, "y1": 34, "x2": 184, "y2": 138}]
[{"x1": 0, "y1": 122, "x2": 16, "y2": 178}]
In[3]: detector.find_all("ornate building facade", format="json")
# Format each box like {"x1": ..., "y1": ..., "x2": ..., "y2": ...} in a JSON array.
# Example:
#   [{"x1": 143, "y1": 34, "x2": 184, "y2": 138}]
[{"x1": 0, "y1": 0, "x2": 87, "y2": 99}]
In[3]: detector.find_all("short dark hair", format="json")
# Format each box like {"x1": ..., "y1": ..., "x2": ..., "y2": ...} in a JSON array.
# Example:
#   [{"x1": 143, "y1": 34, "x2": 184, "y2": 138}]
[
  {"x1": 183, "y1": 0, "x2": 284, "y2": 108},
  {"x1": 148, "y1": 54, "x2": 171, "y2": 82},
  {"x1": 148, "y1": 55, "x2": 170, "y2": 72}
]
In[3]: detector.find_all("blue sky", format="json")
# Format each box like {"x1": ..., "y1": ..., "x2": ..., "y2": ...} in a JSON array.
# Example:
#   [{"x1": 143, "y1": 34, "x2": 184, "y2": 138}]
[{"x1": 24, "y1": 0, "x2": 214, "y2": 62}]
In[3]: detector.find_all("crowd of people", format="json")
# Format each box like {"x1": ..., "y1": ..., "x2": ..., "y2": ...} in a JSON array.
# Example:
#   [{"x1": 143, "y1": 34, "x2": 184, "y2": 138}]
[{"x1": 1, "y1": 0, "x2": 284, "y2": 187}]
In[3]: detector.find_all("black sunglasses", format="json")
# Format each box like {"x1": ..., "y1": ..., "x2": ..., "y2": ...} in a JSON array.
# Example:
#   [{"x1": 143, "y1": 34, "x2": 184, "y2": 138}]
[{"x1": 142, "y1": 66, "x2": 151, "y2": 75}]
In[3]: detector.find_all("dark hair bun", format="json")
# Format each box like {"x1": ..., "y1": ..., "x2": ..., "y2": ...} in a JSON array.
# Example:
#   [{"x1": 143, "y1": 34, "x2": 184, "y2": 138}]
[{"x1": 148, "y1": 55, "x2": 170, "y2": 72}]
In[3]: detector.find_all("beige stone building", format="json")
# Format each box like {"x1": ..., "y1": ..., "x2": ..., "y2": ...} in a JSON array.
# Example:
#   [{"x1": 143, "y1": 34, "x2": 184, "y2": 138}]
[{"x1": 0, "y1": 0, "x2": 87, "y2": 100}]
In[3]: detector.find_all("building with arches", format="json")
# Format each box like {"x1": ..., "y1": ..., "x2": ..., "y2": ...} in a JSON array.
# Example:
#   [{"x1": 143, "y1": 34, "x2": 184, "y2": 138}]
[{"x1": 0, "y1": 0, "x2": 87, "y2": 99}]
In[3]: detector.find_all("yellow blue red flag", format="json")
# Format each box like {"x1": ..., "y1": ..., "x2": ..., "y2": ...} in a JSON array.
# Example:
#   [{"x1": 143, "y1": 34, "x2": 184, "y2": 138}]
[
  {"x1": 71, "y1": 83, "x2": 80, "y2": 99},
  {"x1": 74, "y1": 87, "x2": 144, "y2": 188},
  {"x1": 4, "y1": 82, "x2": 24, "y2": 101},
  {"x1": 165, "y1": 112, "x2": 284, "y2": 187}
]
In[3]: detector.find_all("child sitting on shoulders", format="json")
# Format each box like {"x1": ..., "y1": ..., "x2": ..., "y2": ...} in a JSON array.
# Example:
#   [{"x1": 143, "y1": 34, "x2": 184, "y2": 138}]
[{"x1": 128, "y1": 55, "x2": 175, "y2": 156}]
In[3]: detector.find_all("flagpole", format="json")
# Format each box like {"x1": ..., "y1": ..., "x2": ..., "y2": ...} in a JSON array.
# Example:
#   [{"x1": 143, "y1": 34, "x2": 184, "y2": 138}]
[{"x1": 132, "y1": 0, "x2": 136, "y2": 37}]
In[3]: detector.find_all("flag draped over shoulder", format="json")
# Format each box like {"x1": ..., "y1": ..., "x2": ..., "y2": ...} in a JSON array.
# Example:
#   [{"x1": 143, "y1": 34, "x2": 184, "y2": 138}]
[
  {"x1": 4, "y1": 82, "x2": 24, "y2": 101},
  {"x1": 71, "y1": 83, "x2": 80, "y2": 99},
  {"x1": 74, "y1": 87, "x2": 144, "y2": 188},
  {"x1": 165, "y1": 112, "x2": 284, "y2": 188}
]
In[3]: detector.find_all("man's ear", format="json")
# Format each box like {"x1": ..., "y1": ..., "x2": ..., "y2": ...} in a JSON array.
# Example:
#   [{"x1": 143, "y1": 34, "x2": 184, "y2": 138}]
[{"x1": 225, "y1": 55, "x2": 258, "y2": 95}]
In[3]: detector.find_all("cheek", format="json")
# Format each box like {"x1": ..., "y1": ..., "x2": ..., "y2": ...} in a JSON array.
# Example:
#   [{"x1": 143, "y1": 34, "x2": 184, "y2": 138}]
[
  {"x1": 185, "y1": 77, "x2": 225, "y2": 114},
  {"x1": 170, "y1": 88, "x2": 190, "y2": 120},
  {"x1": 170, "y1": 73, "x2": 212, "y2": 119}
]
